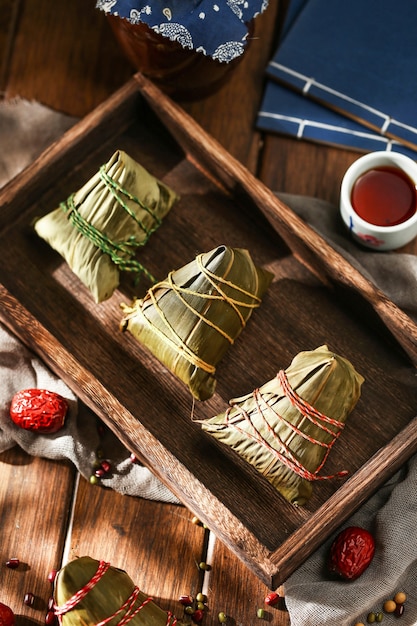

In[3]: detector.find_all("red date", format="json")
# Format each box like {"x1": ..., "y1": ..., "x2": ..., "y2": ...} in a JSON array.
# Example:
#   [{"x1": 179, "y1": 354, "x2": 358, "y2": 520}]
[
  {"x1": 0, "y1": 602, "x2": 15, "y2": 626},
  {"x1": 10, "y1": 389, "x2": 68, "y2": 434},
  {"x1": 328, "y1": 526, "x2": 375, "y2": 581}
]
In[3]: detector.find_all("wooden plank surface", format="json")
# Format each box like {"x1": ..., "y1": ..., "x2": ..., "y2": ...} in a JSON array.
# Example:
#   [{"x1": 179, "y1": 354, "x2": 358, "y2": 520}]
[
  {"x1": 1, "y1": 1, "x2": 416, "y2": 625},
  {"x1": 3, "y1": 0, "x2": 133, "y2": 117},
  {"x1": 0, "y1": 448, "x2": 76, "y2": 617}
]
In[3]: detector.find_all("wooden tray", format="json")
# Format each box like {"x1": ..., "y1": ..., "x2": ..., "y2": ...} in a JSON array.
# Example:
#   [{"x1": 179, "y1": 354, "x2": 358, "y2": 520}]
[{"x1": 1, "y1": 74, "x2": 417, "y2": 588}]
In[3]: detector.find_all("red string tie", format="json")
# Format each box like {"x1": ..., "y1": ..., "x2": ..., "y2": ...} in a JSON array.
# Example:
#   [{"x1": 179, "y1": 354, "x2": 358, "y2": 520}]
[
  {"x1": 54, "y1": 560, "x2": 178, "y2": 625},
  {"x1": 226, "y1": 370, "x2": 348, "y2": 482}
]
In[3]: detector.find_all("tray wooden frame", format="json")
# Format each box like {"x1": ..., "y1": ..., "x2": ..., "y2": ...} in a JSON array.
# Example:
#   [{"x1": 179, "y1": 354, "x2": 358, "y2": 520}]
[{"x1": 1, "y1": 74, "x2": 417, "y2": 588}]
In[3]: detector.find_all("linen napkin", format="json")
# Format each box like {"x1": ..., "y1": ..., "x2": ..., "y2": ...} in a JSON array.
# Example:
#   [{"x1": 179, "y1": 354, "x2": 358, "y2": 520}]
[
  {"x1": 0, "y1": 322, "x2": 178, "y2": 503},
  {"x1": 277, "y1": 192, "x2": 417, "y2": 323},
  {"x1": 0, "y1": 98, "x2": 77, "y2": 187}
]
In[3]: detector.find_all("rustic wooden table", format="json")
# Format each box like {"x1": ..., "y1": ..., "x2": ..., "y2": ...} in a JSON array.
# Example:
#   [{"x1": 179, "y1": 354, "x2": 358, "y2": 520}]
[{"x1": 1, "y1": 1, "x2": 415, "y2": 626}]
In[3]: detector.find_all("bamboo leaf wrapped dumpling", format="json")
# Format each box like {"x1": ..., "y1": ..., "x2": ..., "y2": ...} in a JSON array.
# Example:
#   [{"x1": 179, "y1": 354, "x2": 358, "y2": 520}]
[
  {"x1": 121, "y1": 245, "x2": 273, "y2": 401},
  {"x1": 201, "y1": 345, "x2": 364, "y2": 505},
  {"x1": 34, "y1": 150, "x2": 178, "y2": 302},
  {"x1": 54, "y1": 556, "x2": 182, "y2": 626}
]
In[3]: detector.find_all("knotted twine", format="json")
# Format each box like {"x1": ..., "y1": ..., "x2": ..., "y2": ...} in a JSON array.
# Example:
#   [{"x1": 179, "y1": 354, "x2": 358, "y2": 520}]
[
  {"x1": 60, "y1": 164, "x2": 160, "y2": 284},
  {"x1": 224, "y1": 369, "x2": 348, "y2": 483},
  {"x1": 123, "y1": 251, "x2": 263, "y2": 375}
]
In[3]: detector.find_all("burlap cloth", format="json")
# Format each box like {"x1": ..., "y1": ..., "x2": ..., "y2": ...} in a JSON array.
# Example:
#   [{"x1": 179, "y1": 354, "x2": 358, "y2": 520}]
[{"x1": 1, "y1": 99, "x2": 416, "y2": 623}]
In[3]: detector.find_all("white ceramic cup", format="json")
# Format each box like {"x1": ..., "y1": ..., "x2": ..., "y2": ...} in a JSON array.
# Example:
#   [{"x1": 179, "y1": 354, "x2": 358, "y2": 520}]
[{"x1": 340, "y1": 151, "x2": 417, "y2": 251}]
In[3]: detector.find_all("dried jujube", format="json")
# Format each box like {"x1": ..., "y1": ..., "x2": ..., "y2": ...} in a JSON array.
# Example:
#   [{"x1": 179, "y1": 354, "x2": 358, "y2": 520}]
[
  {"x1": 328, "y1": 526, "x2": 375, "y2": 580},
  {"x1": 0, "y1": 602, "x2": 15, "y2": 626},
  {"x1": 10, "y1": 389, "x2": 68, "y2": 433}
]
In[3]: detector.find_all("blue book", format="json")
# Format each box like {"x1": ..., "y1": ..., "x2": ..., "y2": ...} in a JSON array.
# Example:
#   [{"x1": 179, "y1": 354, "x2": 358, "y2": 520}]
[
  {"x1": 257, "y1": 79, "x2": 417, "y2": 159},
  {"x1": 263, "y1": 0, "x2": 417, "y2": 152}
]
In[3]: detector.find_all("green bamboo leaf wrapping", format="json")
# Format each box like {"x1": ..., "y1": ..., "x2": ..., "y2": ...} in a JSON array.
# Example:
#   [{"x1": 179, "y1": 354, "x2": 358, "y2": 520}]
[
  {"x1": 54, "y1": 556, "x2": 182, "y2": 626},
  {"x1": 34, "y1": 150, "x2": 178, "y2": 302},
  {"x1": 201, "y1": 345, "x2": 364, "y2": 505},
  {"x1": 121, "y1": 245, "x2": 273, "y2": 401}
]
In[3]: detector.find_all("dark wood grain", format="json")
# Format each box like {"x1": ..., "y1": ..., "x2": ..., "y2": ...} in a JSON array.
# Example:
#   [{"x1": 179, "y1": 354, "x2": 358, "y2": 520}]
[
  {"x1": 207, "y1": 538, "x2": 288, "y2": 623},
  {"x1": 0, "y1": 448, "x2": 76, "y2": 620},
  {"x1": 69, "y1": 480, "x2": 206, "y2": 615},
  {"x1": 4, "y1": 0, "x2": 134, "y2": 116},
  {"x1": 0, "y1": 0, "x2": 22, "y2": 95}
]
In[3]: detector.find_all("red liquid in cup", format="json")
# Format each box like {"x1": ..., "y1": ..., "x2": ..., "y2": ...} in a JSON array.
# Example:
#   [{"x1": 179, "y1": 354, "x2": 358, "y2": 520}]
[{"x1": 351, "y1": 165, "x2": 417, "y2": 227}]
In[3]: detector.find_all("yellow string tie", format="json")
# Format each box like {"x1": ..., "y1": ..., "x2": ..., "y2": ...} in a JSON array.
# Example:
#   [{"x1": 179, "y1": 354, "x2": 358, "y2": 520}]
[{"x1": 127, "y1": 252, "x2": 262, "y2": 373}]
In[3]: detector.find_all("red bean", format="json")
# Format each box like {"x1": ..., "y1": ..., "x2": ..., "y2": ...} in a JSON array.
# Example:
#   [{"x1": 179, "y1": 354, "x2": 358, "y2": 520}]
[
  {"x1": 24, "y1": 593, "x2": 35, "y2": 607},
  {"x1": 6, "y1": 558, "x2": 20, "y2": 569},
  {"x1": 394, "y1": 603, "x2": 405, "y2": 617},
  {"x1": 47, "y1": 569, "x2": 57, "y2": 584},
  {"x1": 265, "y1": 592, "x2": 280, "y2": 606},
  {"x1": 45, "y1": 610, "x2": 57, "y2": 625},
  {"x1": 192, "y1": 609, "x2": 204, "y2": 623},
  {"x1": 100, "y1": 460, "x2": 111, "y2": 473}
]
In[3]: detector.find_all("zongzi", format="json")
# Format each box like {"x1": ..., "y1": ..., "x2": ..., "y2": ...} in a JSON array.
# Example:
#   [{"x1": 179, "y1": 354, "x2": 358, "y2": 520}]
[
  {"x1": 34, "y1": 150, "x2": 178, "y2": 302},
  {"x1": 201, "y1": 345, "x2": 364, "y2": 505},
  {"x1": 53, "y1": 556, "x2": 182, "y2": 626},
  {"x1": 120, "y1": 245, "x2": 273, "y2": 401}
]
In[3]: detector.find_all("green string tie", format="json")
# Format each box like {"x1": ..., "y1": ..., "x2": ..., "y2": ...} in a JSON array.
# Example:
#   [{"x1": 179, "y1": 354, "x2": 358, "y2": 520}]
[{"x1": 60, "y1": 165, "x2": 161, "y2": 284}]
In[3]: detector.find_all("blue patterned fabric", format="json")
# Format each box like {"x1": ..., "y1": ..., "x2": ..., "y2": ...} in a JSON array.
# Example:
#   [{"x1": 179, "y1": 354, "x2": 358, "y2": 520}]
[{"x1": 96, "y1": 0, "x2": 268, "y2": 62}]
